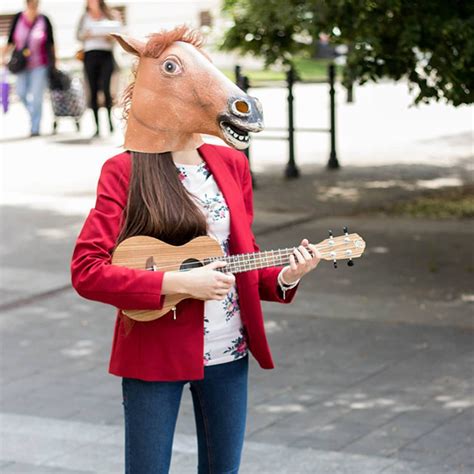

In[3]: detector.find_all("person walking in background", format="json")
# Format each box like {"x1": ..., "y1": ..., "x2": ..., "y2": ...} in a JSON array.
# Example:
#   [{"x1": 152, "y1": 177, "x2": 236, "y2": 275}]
[
  {"x1": 1, "y1": 0, "x2": 55, "y2": 137},
  {"x1": 76, "y1": 0, "x2": 123, "y2": 137}
]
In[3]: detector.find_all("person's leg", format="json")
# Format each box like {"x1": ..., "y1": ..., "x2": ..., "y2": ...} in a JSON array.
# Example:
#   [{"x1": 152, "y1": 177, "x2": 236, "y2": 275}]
[
  {"x1": 122, "y1": 377, "x2": 185, "y2": 474},
  {"x1": 15, "y1": 69, "x2": 31, "y2": 116},
  {"x1": 28, "y1": 65, "x2": 48, "y2": 135},
  {"x1": 84, "y1": 51, "x2": 101, "y2": 135},
  {"x1": 190, "y1": 355, "x2": 249, "y2": 474},
  {"x1": 100, "y1": 51, "x2": 115, "y2": 132}
]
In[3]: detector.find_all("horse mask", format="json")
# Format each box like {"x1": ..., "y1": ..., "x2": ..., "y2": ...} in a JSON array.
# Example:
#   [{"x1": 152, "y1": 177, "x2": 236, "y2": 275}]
[{"x1": 112, "y1": 26, "x2": 264, "y2": 153}]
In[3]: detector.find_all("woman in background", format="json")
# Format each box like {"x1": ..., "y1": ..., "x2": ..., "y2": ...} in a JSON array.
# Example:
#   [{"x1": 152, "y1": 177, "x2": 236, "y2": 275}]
[
  {"x1": 1, "y1": 0, "x2": 55, "y2": 137},
  {"x1": 76, "y1": 0, "x2": 122, "y2": 137}
]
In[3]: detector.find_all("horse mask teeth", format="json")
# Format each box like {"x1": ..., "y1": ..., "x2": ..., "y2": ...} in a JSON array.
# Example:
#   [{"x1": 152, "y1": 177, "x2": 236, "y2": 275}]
[{"x1": 111, "y1": 25, "x2": 264, "y2": 154}]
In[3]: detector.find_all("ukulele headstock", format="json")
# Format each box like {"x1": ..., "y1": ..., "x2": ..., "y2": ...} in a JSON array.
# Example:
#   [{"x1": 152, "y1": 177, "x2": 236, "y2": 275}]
[{"x1": 317, "y1": 227, "x2": 366, "y2": 268}]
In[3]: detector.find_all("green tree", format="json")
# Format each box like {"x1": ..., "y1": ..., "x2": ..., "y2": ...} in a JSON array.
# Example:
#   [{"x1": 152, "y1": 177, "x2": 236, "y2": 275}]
[{"x1": 221, "y1": 0, "x2": 474, "y2": 105}]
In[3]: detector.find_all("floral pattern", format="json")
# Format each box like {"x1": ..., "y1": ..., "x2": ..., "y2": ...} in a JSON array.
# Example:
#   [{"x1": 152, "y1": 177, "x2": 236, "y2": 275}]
[
  {"x1": 223, "y1": 288, "x2": 240, "y2": 322},
  {"x1": 199, "y1": 193, "x2": 228, "y2": 221},
  {"x1": 176, "y1": 158, "x2": 248, "y2": 366},
  {"x1": 176, "y1": 161, "x2": 210, "y2": 182},
  {"x1": 223, "y1": 327, "x2": 248, "y2": 360}
]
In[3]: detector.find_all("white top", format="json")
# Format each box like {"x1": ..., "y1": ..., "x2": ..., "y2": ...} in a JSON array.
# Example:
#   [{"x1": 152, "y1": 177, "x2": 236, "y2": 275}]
[
  {"x1": 77, "y1": 13, "x2": 123, "y2": 52},
  {"x1": 175, "y1": 160, "x2": 247, "y2": 366},
  {"x1": 175, "y1": 159, "x2": 300, "y2": 367}
]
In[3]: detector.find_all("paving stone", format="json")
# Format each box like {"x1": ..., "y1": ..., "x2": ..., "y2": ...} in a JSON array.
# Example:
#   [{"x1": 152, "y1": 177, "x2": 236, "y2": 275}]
[
  {"x1": 342, "y1": 428, "x2": 414, "y2": 457},
  {"x1": 1, "y1": 462, "x2": 92, "y2": 473}
]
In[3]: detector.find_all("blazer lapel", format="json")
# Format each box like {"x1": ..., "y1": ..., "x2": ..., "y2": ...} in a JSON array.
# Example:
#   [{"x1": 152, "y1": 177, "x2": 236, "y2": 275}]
[{"x1": 198, "y1": 143, "x2": 247, "y2": 254}]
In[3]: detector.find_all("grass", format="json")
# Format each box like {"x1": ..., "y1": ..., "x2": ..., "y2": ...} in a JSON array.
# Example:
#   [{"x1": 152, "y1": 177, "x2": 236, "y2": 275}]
[
  {"x1": 221, "y1": 58, "x2": 341, "y2": 84},
  {"x1": 386, "y1": 186, "x2": 474, "y2": 219}
]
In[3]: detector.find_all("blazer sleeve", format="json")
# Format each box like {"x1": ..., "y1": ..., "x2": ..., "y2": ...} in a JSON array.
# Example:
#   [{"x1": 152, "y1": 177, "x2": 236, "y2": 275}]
[
  {"x1": 239, "y1": 153, "x2": 299, "y2": 304},
  {"x1": 70, "y1": 157, "x2": 167, "y2": 310}
]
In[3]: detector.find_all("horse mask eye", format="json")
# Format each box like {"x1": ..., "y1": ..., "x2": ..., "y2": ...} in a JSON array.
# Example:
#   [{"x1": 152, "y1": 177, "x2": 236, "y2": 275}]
[{"x1": 162, "y1": 59, "x2": 181, "y2": 75}]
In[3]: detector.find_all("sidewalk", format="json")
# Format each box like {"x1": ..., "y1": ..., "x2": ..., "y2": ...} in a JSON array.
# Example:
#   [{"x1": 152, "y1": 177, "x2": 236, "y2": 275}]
[
  {"x1": 0, "y1": 81, "x2": 473, "y2": 473},
  {"x1": 1, "y1": 214, "x2": 472, "y2": 473}
]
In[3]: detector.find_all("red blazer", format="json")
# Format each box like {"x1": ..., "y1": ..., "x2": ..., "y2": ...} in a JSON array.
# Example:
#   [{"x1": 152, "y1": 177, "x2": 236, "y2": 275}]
[{"x1": 70, "y1": 143, "x2": 300, "y2": 381}]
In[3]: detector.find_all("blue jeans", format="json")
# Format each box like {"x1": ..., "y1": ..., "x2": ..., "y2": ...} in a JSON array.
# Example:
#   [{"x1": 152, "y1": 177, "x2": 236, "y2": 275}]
[
  {"x1": 122, "y1": 354, "x2": 249, "y2": 474},
  {"x1": 15, "y1": 65, "x2": 48, "y2": 134}
]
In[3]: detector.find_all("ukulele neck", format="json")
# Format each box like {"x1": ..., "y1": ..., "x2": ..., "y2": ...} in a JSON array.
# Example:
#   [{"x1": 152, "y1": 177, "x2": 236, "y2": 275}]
[{"x1": 202, "y1": 247, "x2": 317, "y2": 274}]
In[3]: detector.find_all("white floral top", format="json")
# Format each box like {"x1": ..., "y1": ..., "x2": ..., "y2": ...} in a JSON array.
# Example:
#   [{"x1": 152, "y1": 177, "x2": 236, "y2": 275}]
[{"x1": 175, "y1": 159, "x2": 248, "y2": 366}]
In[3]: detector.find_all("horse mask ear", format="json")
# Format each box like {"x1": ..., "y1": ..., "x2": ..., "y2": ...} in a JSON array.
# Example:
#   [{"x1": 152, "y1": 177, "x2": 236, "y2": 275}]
[{"x1": 111, "y1": 34, "x2": 145, "y2": 56}]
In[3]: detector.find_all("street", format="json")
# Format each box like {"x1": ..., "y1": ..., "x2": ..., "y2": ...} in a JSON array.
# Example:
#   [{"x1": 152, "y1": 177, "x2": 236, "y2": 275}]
[{"x1": 0, "y1": 81, "x2": 473, "y2": 473}]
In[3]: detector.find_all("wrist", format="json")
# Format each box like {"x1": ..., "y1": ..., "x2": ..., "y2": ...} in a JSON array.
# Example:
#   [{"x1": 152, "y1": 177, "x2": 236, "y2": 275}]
[
  {"x1": 280, "y1": 267, "x2": 299, "y2": 286},
  {"x1": 162, "y1": 271, "x2": 189, "y2": 295}
]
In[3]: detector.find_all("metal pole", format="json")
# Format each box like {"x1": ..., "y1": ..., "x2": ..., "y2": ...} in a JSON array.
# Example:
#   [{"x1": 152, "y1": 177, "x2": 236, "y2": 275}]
[
  {"x1": 234, "y1": 64, "x2": 242, "y2": 86},
  {"x1": 347, "y1": 81, "x2": 354, "y2": 103},
  {"x1": 285, "y1": 66, "x2": 299, "y2": 178},
  {"x1": 327, "y1": 63, "x2": 340, "y2": 169},
  {"x1": 345, "y1": 44, "x2": 355, "y2": 103}
]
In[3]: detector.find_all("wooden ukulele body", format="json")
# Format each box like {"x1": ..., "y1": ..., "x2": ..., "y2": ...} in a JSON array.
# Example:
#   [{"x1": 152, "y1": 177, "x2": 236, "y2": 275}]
[
  {"x1": 112, "y1": 235, "x2": 224, "y2": 322},
  {"x1": 111, "y1": 231, "x2": 366, "y2": 322}
]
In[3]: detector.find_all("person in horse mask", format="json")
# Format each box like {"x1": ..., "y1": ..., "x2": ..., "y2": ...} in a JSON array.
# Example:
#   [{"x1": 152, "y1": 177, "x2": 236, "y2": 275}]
[{"x1": 71, "y1": 25, "x2": 321, "y2": 474}]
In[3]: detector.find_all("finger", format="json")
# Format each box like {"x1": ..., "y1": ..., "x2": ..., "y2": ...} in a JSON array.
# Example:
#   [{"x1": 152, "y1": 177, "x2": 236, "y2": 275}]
[
  {"x1": 298, "y1": 244, "x2": 312, "y2": 260},
  {"x1": 301, "y1": 238, "x2": 309, "y2": 246},
  {"x1": 308, "y1": 243, "x2": 321, "y2": 260},
  {"x1": 217, "y1": 273, "x2": 235, "y2": 284},
  {"x1": 209, "y1": 260, "x2": 227, "y2": 269},
  {"x1": 293, "y1": 248, "x2": 305, "y2": 265},
  {"x1": 289, "y1": 254, "x2": 298, "y2": 271},
  {"x1": 216, "y1": 282, "x2": 232, "y2": 291}
]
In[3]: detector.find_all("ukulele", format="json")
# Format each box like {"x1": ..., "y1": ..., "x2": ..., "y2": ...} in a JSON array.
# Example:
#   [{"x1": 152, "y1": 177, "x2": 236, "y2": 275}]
[{"x1": 111, "y1": 227, "x2": 366, "y2": 322}]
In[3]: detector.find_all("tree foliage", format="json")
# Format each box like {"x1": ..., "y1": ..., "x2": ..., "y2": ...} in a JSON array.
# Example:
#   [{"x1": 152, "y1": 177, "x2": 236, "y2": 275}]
[{"x1": 221, "y1": 0, "x2": 474, "y2": 105}]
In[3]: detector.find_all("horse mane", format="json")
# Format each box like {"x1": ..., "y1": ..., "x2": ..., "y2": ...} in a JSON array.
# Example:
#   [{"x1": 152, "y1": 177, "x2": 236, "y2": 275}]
[
  {"x1": 121, "y1": 25, "x2": 208, "y2": 123},
  {"x1": 144, "y1": 24, "x2": 204, "y2": 58}
]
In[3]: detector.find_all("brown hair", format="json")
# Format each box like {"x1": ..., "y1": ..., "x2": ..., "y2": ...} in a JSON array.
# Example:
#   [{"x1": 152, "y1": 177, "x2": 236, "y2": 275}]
[
  {"x1": 115, "y1": 26, "x2": 210, "y2": 248},
  {"x1": 115, "y1": 152, "x2": 208, "y2": 248},
  {"x1": 86, "y1": 0, "x2": 115, "y2": 20}
]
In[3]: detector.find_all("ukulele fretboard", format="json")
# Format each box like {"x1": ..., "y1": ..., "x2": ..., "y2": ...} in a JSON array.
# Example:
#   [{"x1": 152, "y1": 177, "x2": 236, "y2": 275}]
[{"x1": 202, "y1": 247, "x2": 315, "y2": 273}]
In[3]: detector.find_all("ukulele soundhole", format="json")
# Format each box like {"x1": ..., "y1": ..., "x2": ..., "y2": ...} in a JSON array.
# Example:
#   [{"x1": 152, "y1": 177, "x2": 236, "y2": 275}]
[{"x1": 180, "y1": 258, "x2": 204, "y2": 271}]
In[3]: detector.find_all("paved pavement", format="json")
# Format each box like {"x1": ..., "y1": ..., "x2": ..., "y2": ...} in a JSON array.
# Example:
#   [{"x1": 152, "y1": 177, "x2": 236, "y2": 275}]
[{"x1": 0, "y1": 81, "x2": 473, "y2": 473}]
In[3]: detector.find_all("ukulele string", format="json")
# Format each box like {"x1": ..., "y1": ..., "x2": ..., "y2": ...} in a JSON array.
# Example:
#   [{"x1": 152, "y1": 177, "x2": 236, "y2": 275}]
[
  {"x1": 137, "y1": 243, "x2": 345, "y2": 272},
  {"x1": 143, "y1": 250, "x2": 296, "y2": 272}
]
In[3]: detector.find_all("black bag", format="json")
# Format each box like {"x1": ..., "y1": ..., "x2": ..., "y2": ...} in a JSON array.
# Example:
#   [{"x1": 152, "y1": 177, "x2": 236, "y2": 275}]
[
  {"x1": 7, "y1": 15, "x2": 41, "y2": 74},
  {"x1": 7, "y1": 48, "x2": 29, "y2": 74},
  {"x1": 48, "y1": 68, "x2": 71, "y2": 91}
]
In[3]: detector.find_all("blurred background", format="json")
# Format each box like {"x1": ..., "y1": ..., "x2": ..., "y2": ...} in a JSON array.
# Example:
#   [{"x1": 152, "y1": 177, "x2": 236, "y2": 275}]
[{"x1": 0, "y1": 1, "x2": 472, "y2": 473}]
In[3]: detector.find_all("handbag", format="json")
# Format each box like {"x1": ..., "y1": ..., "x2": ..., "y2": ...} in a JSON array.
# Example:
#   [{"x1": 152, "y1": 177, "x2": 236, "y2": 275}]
[
  {"x1": 7, "y1": 15, "x2": 41, "y2": 74},
  {"x1": 1, "y1": 68, "x2": 10, "y2": 113},
  {"x1": 48, "y1": 67, "x2": 72, "y2": 91},
  {"x1": 75, "y1": 49, "x2": 85, "y2": 62}
]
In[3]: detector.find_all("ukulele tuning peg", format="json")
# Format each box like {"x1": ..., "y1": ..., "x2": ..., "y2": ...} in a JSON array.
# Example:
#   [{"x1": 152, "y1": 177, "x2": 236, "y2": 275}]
[
  {"x1": 328, "y1": 229, "x2": 333, "y2": 238},
  {"x1": 347, "y1": 258, "x2": 354, "y2": 267},
  {"x1": 343, "y1": 226, "x2": 349, "y2": 235},
  {"x1": 333, "y1": 259, "x2": 338, "y2": 269}
]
